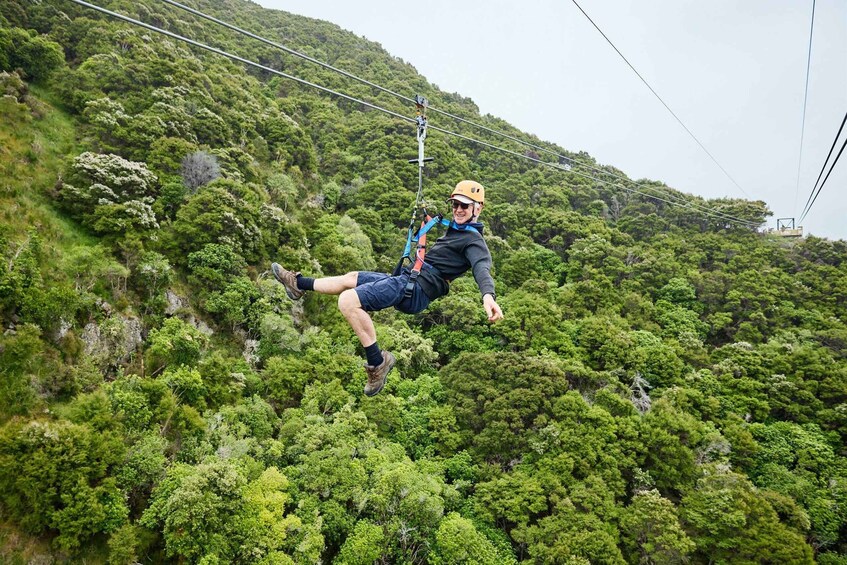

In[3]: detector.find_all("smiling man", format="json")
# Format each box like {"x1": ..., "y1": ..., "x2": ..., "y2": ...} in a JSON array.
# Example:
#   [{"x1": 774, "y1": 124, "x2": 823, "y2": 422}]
[{"x1": 271, "y1": 180, "x2": 503, "y2": 396}]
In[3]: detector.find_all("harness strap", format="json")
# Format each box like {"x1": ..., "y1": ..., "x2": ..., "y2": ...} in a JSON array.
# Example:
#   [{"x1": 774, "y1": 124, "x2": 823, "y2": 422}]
[
  {"x1": 402, "y1": 216, "x2": 479, "y2": 298},
  {"x1": 403, "y1": 213, "x2": 438, "y2": 297}
]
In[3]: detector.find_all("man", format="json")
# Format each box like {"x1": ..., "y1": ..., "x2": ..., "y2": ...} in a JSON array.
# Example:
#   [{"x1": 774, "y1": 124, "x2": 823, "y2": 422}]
[{"x1": 272, "y1": 180, "x2": 503, "y2": 396}]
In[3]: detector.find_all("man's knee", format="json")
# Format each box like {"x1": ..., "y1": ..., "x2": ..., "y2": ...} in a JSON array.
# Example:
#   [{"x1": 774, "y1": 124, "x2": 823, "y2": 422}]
[{"x1": 338, "y1": 288, "x2": 361, "y2": 314}]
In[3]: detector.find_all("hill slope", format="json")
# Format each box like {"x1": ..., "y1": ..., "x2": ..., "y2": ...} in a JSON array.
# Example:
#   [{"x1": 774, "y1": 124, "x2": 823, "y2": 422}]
[{"x1": 1, "y1": 0, "x2": 846, "y2": 562}]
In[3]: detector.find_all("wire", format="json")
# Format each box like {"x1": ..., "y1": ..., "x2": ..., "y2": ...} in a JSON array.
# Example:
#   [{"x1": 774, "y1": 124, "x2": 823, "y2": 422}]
[
  {"x1": 67, "y1": 0, "x2": 416, "y2": 125},
  {"x1": 82, "y1": 0, "x2": 761, "y2": 228},
  {"x1": 799, "y1": 129, "x2": 847, "y2": 223},
  {"x1": 159, "y1": 0, "x2": 560, "y2": 158},
  {"x1": 431, "y1": 123, "x2": 758, "y2": 227},
  {"x1": 158, "y1": 0, "x2": 757, "y2": 225},
  {"x1": 799, "y1": 110, "x2": 847, "y2": 221},
  {"x1": 569, "y1": 0, "x2": 751, "y2": 199},
  {"x1": 69, "y1": 0, "x2": 760, "y2": 229},
  {"x1": 793, "y1": 0, "x2": 816, "y2": 216},
  {"x1": 158, "y1": 0, "x2": 416, "y2": 105}
]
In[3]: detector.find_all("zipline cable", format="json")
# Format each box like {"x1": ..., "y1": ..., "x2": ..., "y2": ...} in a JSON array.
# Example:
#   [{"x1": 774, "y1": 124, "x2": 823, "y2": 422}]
[
  {"x1": 158, "y1": 0, "x2": 737, "y2": 222},
  {"x1": 159, "y1": 0, "x2": 569, "y2": 161},
  {"x1": 799, "y1": 131, "x2": 847, "y2": 223},
  {"x1": 570, "y1": 0, "x2": 752, "y2": 200},
  {"x1": 430, "y1": 123, "x2": 756, "y2": 227},
  {"x1": 158, "y1": 0, "x2": 415, "y2": 104},
  {"x1": 68, "y1": 0, "x2": 760, "y2": 229},
  {"x1": 77, "y1": 0, "x2": 761, "y2": 228},
  {"x1": 799, "y1": 110, "x2": 847, "y2": 221},
  {"x1": 66, "y1": 0, "x2": 417, "y2": 125},
  {"x1": 793, "y1": 0, "x2": 816, "y2": 217}
]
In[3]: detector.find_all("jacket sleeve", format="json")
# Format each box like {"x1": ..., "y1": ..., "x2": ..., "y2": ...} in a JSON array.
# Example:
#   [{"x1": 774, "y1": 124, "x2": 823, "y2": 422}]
[{"x1": 464, "y1": 235, "x2": 496, "y2": 298}]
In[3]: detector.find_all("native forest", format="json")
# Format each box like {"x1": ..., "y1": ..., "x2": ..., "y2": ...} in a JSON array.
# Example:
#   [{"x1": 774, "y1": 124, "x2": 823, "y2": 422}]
[{"x1": 0, "y1": 1, "x2": 845, "y2": 563}]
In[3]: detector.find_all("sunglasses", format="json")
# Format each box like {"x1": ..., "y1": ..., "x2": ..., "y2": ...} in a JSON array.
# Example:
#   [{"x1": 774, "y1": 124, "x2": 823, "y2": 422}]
[{"x1": 451, "y1": 201, "x2": 473, "y2": 210}]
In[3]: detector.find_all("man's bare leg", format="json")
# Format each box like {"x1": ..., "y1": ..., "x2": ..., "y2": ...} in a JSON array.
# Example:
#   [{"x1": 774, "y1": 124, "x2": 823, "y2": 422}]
[
  {"x1": 296, "y1": 270, "x2": 369, "y2": 340},
  {"x1": 273, "y1": 263, "x2": 393, "y2": 393},
  {"x1": 338, "y1": 287, "x2": 394, "y2": 396},
  {"x1": 292, "y1": 270, "x2": 372, "y2": 344},
  {"x1": 338, "y1": 288, "x2": 376, "y2": 347},
  {"x1": 312, "y1": 272, "x2": 359, "y2": 295}
]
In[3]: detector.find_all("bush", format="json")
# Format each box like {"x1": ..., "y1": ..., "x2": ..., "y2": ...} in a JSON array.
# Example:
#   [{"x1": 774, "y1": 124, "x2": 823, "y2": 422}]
[
  {"x1": 187, "y1": 243, "x2": 246, "y2": 293},
  {"x1": 0, "y1": 324, "x2": 44, "y2": 419},
  {"x1": 0, "y1": 27, "x2": 64, "y2": 81},
  {"x1": 58, "y1": 152, "x2": 159, "y2": 237},
  {"x1": 146, "y1": 317, "x2": 207, "y2": 371},
  {"x1": 0, "y1": 419, "x2": 127, "y2": 549}
]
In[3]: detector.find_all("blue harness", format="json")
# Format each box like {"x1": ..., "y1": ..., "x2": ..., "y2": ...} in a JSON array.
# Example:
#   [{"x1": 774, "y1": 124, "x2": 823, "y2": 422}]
[{"x1": 394, "y1": 214, "x2": 479, "y2": 298}]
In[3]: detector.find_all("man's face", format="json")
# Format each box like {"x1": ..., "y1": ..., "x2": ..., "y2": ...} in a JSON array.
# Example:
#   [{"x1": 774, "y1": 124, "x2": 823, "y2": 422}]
[{"x1": 450, "y1": 199, "x2": 478, "y2": 224}]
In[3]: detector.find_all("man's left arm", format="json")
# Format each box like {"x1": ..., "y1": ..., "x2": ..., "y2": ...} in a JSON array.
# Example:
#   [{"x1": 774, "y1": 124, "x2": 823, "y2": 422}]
[{"x1": 466, "y1": 238, "x2": 503, "y2": 322}]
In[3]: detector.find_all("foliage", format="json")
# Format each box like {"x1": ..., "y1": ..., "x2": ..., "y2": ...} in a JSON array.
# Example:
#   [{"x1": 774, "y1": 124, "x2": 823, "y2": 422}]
[
  {"x1": 0, "y1": 419, "x2": 127, "y2": 550},
  {"x1": 0, "y1": 323, "x2": 47, "y2": 419},
  {"x1": 146, "y1": 317, "x2": 208, "y2": 372},
  {"x1": 58, "y1": 151, "x2": 159, "y2": 238},
  {"x1": 431, "y1": 512, "x2": 512, "y2": 564},
  {"x1": 0, "y1": 27, "x2": 65, "y2": 81},
  {"x1": 0, "y1": 0, "x2": 845, "y2": 560},
  {"x1": 141, "y1": 458, "x2": 298, "y2": 562},
  {"x1": 440, "y1": 351, "x2": 571, "y2": 461},
  {"x1": 619, "y1": 489, "x2": 695, "y2": 564},
  {"x1": 167, "y1": 181, "x2": 263, "y2": 263},
  {"x1": 680, "y1": 469, "x2": 815, "y2": 564}
]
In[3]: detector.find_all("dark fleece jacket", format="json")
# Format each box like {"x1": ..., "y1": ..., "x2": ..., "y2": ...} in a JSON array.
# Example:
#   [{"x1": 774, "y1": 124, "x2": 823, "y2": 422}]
[{"x1": 416, "y1": 221, "x2": 495, "y2": 300}]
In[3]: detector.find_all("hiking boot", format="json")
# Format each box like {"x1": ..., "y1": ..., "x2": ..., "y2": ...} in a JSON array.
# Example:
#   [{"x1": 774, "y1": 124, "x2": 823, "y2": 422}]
[
  {"x1": 364, "y1": 351, "x2": 395, "y2": 397},
  {"x1": 271, "y1": 262, "x2": 304, "y2": 300}
]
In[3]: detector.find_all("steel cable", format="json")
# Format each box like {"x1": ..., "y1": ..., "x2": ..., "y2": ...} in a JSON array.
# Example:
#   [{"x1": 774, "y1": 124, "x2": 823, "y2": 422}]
[
  {"x1": 793, "y1": 0, "x2": 817, "y2": 216},
  {"x1": 799, "y1": 110, "x2": 847, "y2": 221},
  {"x1": 570, "y1": 0, "x2": 751, "y2": 199},
  {"x1": 799, "y1": 130, "x2": 847, "y2": 223},
  {"x1": 68, "y1": 0, "x2": 761, "y2": 228},
  {"x1": 158, "y1": 0, "x2": 751, "y2": 224}
]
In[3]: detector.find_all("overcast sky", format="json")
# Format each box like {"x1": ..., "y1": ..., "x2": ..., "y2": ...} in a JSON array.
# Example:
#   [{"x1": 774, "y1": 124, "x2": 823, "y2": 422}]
[{"x1": 256, "y1": 0, "x2": 846, "y2": 240}]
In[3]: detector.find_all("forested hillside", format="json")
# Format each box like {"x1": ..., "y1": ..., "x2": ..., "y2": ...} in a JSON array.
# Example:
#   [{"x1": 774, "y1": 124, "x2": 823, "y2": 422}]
[{"x1": 1, "y1": 0, "x2": 846, "y2": 563}]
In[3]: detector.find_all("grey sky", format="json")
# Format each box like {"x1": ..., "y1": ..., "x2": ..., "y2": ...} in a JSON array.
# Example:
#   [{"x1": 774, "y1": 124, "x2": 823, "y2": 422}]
[{"x1": 256, "y1": 0, "x2": 846, "y2": 240}]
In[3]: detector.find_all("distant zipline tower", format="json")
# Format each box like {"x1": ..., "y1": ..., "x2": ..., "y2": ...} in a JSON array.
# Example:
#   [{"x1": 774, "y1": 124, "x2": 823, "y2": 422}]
[{"x1": 772, "y1": 218, "x2": 804, "y2": 238}]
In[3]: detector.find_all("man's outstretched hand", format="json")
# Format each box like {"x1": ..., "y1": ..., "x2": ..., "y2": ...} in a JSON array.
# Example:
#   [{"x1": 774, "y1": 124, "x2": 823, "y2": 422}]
[{"x1": 483, "y1": 294, "x2": 503, "y2": 323}]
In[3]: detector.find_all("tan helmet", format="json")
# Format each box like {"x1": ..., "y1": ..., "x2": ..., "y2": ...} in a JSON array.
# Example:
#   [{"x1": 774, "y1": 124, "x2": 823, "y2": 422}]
[{"x1": 447, "y1": 180, "x2": 485, "y2": 204}]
